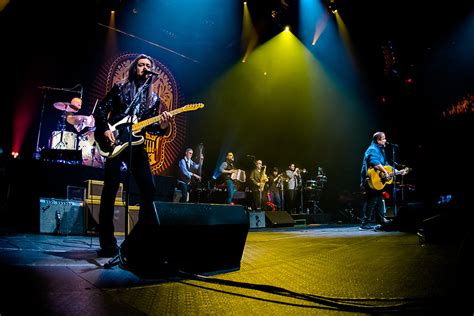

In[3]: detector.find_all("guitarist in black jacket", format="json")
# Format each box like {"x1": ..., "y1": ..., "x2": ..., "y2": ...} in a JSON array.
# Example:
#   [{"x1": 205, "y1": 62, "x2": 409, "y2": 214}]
[{"x1": 93, "y1": 54, "x2": 172, "y2": 257}]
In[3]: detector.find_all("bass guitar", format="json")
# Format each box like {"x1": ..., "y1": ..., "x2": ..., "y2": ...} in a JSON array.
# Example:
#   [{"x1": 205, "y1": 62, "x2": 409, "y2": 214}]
[
  {"x1": 95, "y1": 103, "x2": 204, "y2": 158},
  {"x1": 367, "y1": 165, "x2": 410, "y2": 190}
]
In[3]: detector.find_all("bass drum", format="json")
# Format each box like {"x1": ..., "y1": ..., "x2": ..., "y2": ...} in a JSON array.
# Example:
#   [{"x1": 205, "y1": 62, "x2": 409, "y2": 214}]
[
  {"x1": 78, "y1": 130, "x2": 105, "y2": 168},
  {"x1": 49, "y1": 131, "x2": 77, "y2": 150}
]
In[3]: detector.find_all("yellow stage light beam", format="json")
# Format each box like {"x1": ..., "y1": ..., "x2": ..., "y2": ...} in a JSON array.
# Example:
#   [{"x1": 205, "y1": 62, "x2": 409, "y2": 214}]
[{"x1": 241, "y1": 1, "x2": 258, "y2": 63}]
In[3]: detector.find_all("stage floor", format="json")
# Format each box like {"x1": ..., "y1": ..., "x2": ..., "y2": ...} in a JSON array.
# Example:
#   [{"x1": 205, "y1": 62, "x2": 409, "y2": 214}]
[{"x1": 0, "y1": 224, "x2": 472, "y2": 315}]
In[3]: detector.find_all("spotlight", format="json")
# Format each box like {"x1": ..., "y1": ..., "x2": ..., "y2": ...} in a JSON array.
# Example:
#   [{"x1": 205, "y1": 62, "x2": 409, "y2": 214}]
[
  {"x1": 328, "y1": 0, "x2": 337, "y2": 14},
  {"x1": 271, "y1": 9, "x2": 278, "y2": 19}
]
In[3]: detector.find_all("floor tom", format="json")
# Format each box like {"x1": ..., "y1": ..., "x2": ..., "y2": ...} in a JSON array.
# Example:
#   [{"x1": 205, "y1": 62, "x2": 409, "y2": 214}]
[{"x1": 78, "y1": 131, "x2": 104, "y2": 168}]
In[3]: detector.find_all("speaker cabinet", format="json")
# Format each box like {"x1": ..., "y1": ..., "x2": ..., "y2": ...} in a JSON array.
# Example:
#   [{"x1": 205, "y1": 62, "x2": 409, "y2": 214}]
[
  {"x1": 84, "y1": 199, "x2": 139, "y2": 235},
  {"x1": 120, "y1": 202, "x2": 250, "y2": 277},
  {"x1": 39, "y1": 198, "x2": 84, "y2": 235},
  {"x1": 265, "y1": 211, "x2": 295, "y2": 227},
  {"x1": 85, "y1": 180, "x2": 123, "y2": 202}
]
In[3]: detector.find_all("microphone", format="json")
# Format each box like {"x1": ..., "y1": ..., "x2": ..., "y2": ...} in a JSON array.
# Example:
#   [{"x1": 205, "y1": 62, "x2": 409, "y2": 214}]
[
  {"x1": 144, "y1": 69, "x2": 160, "y2": 76},
  {"x1": 386, "y1": 141, "x2": 399, "y2": 147}
]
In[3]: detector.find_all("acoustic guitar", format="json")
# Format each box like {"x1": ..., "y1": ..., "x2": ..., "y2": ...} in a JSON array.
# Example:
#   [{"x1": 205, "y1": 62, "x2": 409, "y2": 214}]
[
  {"x1": 367, "y1": 165, "x2": 410, "y2": 190},
  {"x1": 95, "y1": 103, "x2": 204, "y2": 158}
]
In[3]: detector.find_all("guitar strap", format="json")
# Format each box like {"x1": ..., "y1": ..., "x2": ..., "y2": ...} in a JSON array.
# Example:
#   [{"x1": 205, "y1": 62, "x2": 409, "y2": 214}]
[{"x1": 380, "y1": 147, "x2": 388, "y2": 165}]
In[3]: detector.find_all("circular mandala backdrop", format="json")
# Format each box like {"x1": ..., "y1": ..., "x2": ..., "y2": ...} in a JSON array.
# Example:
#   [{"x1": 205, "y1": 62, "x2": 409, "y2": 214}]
[{"x1": 88, "y1": 53, "x2": 186, "y2": 175}]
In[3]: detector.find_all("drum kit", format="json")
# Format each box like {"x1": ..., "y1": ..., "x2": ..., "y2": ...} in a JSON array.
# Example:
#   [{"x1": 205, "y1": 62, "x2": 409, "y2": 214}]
[
  {"x1": 303, "y1": 168, "x2": 328, "y2": 213},
  {"x1": 49, "y1": 99, "x2": 104, "y2": 167},
  {"x1": 304, "y1": 176, "x2": 327, "y2": 191}
]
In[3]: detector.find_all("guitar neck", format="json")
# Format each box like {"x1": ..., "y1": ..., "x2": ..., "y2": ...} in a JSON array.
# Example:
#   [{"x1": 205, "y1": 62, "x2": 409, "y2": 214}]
[{"x1": 132, "y1": 107, "x2": 188, "y2": 132}]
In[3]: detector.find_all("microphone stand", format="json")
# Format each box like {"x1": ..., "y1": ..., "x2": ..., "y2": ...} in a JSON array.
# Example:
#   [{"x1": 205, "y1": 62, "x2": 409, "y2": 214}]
[
  {"x1": 124, "y1": 76, "x2": 153, "y2": 238},
  {"x1": 196, "y1": 143, "x2": 204, "y2": 203},
  {"x1": 391, "y1": 145, "x2": 399, "y2": 217},
  {"x1": 35, "y1": 91, "x2": 47, "y2": 159},
  {"x1": 297, "y1": 172, "x2": 304, "y2": 214},
  {"x1": 280, "y1": 178, "x2": 285, "y2": 212}
]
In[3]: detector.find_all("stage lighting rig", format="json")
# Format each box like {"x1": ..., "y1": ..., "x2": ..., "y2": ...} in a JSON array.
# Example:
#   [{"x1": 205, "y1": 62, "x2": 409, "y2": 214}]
[{"x1": 327, "y1": 0, "x2": 338, "y2": 14}]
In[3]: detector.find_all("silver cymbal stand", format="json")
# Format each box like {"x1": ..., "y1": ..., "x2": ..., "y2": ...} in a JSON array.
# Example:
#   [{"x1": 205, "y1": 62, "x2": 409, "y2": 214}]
[{"x1": 52, "y1": 111, "x2": 68, "y2": 149}]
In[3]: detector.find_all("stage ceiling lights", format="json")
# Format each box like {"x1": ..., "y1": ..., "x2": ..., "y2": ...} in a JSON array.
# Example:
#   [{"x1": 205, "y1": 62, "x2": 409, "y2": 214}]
[{"x1": 328, "y1": 0, "x2": 338, "y2": 14}]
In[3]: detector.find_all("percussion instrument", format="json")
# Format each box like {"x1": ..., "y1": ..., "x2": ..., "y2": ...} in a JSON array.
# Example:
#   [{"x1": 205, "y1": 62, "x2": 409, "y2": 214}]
[
  {"x1": 78, "y1": 130, "x2": 104, "y2": 168},
  {"x1": 53, "y1": 102, "x2": 80, "y2": 113},
  {"x1": 304, "y1": 180, "x2": 317, "y2": 190},
  {"x1": 67, "y1": 115, "x2": 95, "y2": 132},
  {"x1": 231, "y1": 169, "x2": 246, "y2": 183},
  {"x1": 316, "y1": 175, "x2": 328, "y2": 183},
  {"x1": 49, "y1": 131, "x2": 77, "y2": 150}
]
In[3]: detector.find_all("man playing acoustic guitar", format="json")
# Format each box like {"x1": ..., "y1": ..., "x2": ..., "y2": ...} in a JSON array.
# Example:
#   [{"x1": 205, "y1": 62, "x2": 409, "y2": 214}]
[{"x1": 359, "y1": 131, "x2": 409, "y2": 231}]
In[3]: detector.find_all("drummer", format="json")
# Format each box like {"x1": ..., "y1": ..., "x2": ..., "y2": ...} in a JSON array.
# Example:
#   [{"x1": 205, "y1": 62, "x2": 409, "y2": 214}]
[
  {"x1": 70, "y1": 97, "x2": 82, "y2": 111},
  {"x1": 66, "y1": 98, "x2": 95, "y2": 133}
]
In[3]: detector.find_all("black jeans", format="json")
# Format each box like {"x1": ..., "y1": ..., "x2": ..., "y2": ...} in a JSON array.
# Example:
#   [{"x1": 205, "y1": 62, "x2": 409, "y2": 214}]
[{"x1": 99, "y1": 145, "x2": 156, "y2": 250}]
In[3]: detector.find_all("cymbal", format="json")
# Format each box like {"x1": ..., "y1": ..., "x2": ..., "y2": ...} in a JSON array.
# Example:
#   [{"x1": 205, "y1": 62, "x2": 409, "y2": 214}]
[
  {"x1": 66, "y1": 115, "x2": 95, "y2": 132},
  {"x1": 53, "y1": 102, "x2": 80, "y2": 112}
]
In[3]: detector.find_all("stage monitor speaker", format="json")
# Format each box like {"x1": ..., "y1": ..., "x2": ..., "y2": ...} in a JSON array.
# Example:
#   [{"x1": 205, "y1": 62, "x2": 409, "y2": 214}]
[
  {"x1": 394, "y1": 201, "x2": 425, "y2": 232},
  {"x1": 265, "y1": 211, "x2": 295, "y2": 227},
  {"x1": 120, "y1": 202, "x2": 250, "y2": 278}
]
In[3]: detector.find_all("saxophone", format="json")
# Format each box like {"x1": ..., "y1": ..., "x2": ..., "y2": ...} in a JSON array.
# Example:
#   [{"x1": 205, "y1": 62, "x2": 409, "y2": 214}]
[{"x1": 259, "y1": 165, "x2": 269, "y2": 192}]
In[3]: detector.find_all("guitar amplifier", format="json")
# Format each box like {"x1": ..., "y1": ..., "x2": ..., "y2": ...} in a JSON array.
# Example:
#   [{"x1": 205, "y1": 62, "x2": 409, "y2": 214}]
[
  {"x1": 85, "y1": 180, "x2": 123, "y2": 202},
  {"x1": 248, "y1": 211, "x2": 266, "y2": 228},
  {"x1": 84, "y1": 199, "x2": 139, "y2": 235},
  {"x1": 39, "y1": 198, "x2": 84, "y2": 235}
]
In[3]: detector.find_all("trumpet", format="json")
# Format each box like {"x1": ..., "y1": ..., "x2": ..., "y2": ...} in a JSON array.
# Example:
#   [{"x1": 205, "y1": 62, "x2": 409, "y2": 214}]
[{"x1": 295, "y1": 167, "x2": 307, "y2": 175}]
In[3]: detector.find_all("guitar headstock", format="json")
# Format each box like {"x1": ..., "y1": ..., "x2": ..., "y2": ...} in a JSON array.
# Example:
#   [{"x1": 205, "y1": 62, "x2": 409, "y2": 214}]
[
  {"x1": 400, "y1": 167, "x2": 411, "y2": 176},
  {"x1": 183, "y1": 103, "x2": 205, "y2": 111}
]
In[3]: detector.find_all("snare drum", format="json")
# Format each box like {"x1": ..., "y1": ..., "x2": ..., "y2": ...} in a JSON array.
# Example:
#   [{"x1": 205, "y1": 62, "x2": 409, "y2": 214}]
[{"x1": 49, "y1": 131, "x2": 77, "y2": 150}]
